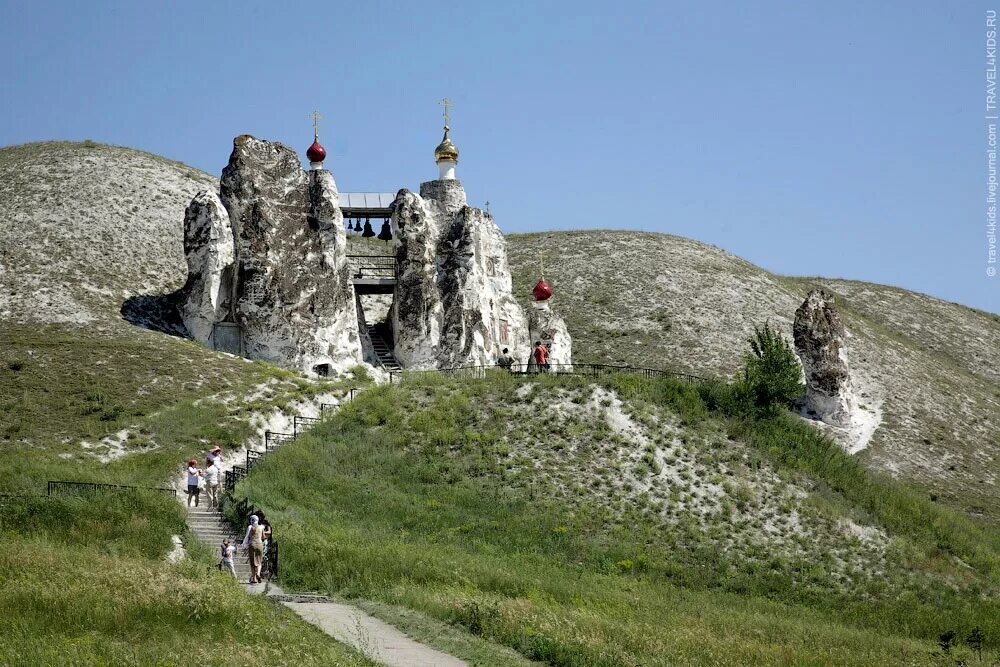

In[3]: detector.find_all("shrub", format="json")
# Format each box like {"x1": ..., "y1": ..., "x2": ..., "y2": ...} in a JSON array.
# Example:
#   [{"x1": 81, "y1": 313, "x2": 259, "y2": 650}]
[{"x1": 737, "y1": 323, "x2": 803, "y2": 414}]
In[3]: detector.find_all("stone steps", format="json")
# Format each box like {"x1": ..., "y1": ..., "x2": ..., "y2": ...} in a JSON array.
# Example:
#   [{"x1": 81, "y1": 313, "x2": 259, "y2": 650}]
[
  {"x1": 366, "y1": 325, "x2": 402, "y2": 371},
  {"x1": 187, "y1": 506, "x2": 257, "y2": 580}
]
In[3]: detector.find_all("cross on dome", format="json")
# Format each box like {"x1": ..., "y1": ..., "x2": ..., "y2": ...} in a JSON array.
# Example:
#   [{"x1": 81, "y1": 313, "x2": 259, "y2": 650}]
[
  {"x1": 306, "y1": 110, "x2": 327, "y2": 168},
  {"x1": 434, "y1": 98, "x2": 459, "y2": 180}
]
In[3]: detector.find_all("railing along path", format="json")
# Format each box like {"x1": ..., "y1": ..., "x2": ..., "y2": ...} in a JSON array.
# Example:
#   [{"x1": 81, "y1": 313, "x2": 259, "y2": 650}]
[{"x1": 389, "y1": 362, "x2": 707, "y2": 384}]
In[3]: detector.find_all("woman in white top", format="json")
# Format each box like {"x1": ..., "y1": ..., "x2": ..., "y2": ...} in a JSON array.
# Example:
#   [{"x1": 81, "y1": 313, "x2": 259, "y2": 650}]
[
  {"x1": 185, "y1": 459, "x2": 202, "y2": 507},
  {"x1": 203, "y1": 458, "x2": 221, "y2": 509}
]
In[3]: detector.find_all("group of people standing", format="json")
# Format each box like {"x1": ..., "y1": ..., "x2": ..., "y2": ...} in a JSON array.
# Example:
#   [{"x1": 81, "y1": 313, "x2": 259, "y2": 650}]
[
  {"x1": 496, "y1": 340, "x2": 551, "y2": 372},
  {"x1": 185, "y1": 446, "x2": 224, "y2": 508}
]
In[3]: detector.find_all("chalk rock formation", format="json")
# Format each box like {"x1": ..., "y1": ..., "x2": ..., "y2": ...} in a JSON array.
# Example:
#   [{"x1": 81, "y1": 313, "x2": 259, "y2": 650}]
[
  {"x1": 391, "y1": 180, "x2": 531, "y2": 369},
  {"x1": 178, "y1": 191, "x2": 234, "y2": 343},
  {"x1": 390, "y1": 189, "x2": 444, "y2": 368},
  {"x1": 528, "y1": 301, "x2": 572, "y2": 369},
  {"x1": 180, "y1": 135, "x2": 362, "y2": 373},
  {"x1": 793, "y1": 289, "x2": 853, "y2": 426}
]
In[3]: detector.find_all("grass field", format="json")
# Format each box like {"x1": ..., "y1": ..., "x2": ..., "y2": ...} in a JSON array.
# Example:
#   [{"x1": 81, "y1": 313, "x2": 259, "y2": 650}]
[
  {"x1": 237, "y1": 372, "x2": 1000, "y2": 666},
  {"x1": 0, "y1": 492, "x2": 378, "y2": 666}
]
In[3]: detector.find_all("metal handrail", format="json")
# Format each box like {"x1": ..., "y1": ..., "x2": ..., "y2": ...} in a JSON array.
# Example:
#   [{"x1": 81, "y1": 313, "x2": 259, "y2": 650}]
[
  {"x1": 347, "y1": 254, "x2": 396, "y2": 279},
  {"x1": 265, "y1": 430, "x2": 294, "y2": 450},
  {"x1": 388, "y1": 362, "x2": 707, "y2": 384},
  {"x1": 293, "y1": 416, "x2": 320, "y2": 437}
]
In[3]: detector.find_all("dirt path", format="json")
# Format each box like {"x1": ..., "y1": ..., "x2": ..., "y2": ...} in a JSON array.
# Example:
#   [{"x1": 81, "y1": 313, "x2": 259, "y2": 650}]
[{"x1": 281, "y1": 598, "x2": 468, "y2": 667}]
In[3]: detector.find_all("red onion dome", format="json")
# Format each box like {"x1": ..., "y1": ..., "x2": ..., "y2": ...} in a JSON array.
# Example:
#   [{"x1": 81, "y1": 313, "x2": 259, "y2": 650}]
[
  {"x1": 306, "y1": 140, "x2": 327, "y2": 163},
  {"x1": 532, "y1": 279, "x2": 553, "y2": 301}
]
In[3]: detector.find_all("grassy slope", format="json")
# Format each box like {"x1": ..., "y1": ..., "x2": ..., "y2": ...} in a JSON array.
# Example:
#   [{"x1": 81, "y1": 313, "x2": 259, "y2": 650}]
[
  {"x1": 238, "y1": 373, "x2": 1000, "y2": 666},
  {"x1": 0, "y1": 493, "x2": 377, "y2": 666},
  {"x1": 507, "y1": 231, "x2": 1000, "y2": 523},
  {"x1": 0, "y1": 319, "x2": 380, "y2": 664}
]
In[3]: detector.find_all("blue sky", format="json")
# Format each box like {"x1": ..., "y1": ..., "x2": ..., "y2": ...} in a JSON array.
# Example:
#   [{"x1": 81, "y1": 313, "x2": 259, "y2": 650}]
[{"x1": 2, "y1": 1, "x2": 996, "y2": 313}]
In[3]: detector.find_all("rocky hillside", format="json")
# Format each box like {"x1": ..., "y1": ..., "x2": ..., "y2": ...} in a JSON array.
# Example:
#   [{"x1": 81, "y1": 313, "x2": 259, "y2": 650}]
[
  {"x1": 508, "y1": 232, "x2": 1000, "y2": 522},
  {"x1": 0, "y1": 141, "x2": 215, "y2": 329},
  {"x1": 2, "y1": 141, "x2": 998, "y2": 522}
]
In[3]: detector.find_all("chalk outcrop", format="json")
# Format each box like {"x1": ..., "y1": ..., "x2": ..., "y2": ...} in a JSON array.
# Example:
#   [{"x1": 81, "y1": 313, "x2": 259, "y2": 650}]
[
  {"x1": 178, "y1": 191, "x2": 234, "y2": 344},
  {"x1": 391, "y1": 180, "x2": 532, "y2": 369},
  {"x1": 793, "y1": 289, "x2": 853, "y2": 426},
  {"x1": 528, "y1": 301, "x2": 573, "y2": 369},
  {"x1": 180, "y1": 135, "x2": 363, "y2": 373},
  {"x1": 180, "y1": 139, "x2": 567, "y2": 374}
]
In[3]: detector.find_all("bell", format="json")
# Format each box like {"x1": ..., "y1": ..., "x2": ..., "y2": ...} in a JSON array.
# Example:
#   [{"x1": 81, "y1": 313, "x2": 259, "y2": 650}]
[
  {"x1": 345, "y1": 218, "x2": 352, "y2": 231},
  {"x1": 361, "y1": 220, "x2": 375, "y2": 238},
  {"x1": 353, "y1": 219, "x2": 362, "y2": 232},
  {"x1": 377, "y1": 220, "x2": 393, "y2": 242}
]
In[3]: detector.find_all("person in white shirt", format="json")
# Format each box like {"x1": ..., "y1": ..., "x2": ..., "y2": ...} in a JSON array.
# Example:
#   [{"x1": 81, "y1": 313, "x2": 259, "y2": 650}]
[
  {"x1": 186, "y1": 459, "x2": 202, "y2": 508},
  {"x1": 203, "y1": 458, "x2": 221, "y2": 509},
  {"x1": 220, "y1": 539, "x2": 237, "y2": 578}
]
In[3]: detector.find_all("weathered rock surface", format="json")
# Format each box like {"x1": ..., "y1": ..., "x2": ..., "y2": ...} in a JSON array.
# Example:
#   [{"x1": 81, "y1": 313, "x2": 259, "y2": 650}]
[
  {"x1": 793, "y1": 289, "x2": 853, "y2": 426},
  {"x1": 178, "y1": 190, "x2": 234, "y2": 344},
  {"x1": 527, "y1": 301, "x2": 573, "y2": 369},
  {"x1": 180, "y1": 135, "x2": 362, "y2": 373},
  {"x1": 391, "y1": 180, "x2": 532, "y2": 369},
  {"x1": 437, "y1": 205, "x2": 530, "y2": 367},
  {"x1": 390, "y1": 189, "x2": 444, "y2": 368}
]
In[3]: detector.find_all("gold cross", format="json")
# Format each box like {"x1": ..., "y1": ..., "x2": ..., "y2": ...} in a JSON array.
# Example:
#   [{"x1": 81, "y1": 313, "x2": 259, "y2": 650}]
[
  {"x1": 439, "y1": 98, "x2": 452, "y2": 127},
  {"x1": 311, "y1": 111, "x2": 322, "y2": 140}
]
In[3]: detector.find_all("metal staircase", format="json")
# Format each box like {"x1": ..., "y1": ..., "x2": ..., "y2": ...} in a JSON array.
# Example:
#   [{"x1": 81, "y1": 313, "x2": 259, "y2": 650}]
[{"x1": 367, "y1": 324, "x2": 401, "y2": 371}]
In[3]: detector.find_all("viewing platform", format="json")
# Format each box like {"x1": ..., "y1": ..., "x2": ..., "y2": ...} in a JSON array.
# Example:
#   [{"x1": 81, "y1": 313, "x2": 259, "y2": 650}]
[
  {"x1": 348, "y1": 254, "x2": 396, "y2": 294},
  {"x1": 339, "y1": 192, "x2": 396, "y2": 220}
]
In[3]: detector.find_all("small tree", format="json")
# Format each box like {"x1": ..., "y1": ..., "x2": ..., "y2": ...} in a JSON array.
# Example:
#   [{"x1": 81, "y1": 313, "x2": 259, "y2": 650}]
[{"x1": 738, "y1": 323, "x2": 803, "y2": 414}]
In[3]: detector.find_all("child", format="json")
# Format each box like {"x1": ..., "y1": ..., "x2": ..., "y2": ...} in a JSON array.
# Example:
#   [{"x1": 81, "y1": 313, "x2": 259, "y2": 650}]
[{"x1": 220, "y1": 539, "x2": 237, "y2": 578}]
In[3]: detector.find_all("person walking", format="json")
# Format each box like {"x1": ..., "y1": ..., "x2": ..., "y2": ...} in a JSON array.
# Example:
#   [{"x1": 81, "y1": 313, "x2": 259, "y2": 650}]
[
  {"x1": 219, "y1": 539, "x2": 237, "y2": 578},
  {"x1": 186, "y1": 459, "x2": 202, "y2": 508},
  {"x1": 533, "y1": 340, "x2": 551, "y2": 373},
  {"x1": 203, "y1": 457, "x2": 221, "y2": 509},
  {"x1": 241, "y1": 515, "x2": 266, "y2": 584}
]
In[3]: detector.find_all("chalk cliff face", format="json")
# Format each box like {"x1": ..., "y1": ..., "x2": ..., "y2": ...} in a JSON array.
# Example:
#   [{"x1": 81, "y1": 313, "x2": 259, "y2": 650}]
[
  {"x1": 180, "y1": 139, "x2": 566, "y2": 374},
  {"x1": 391, "y1": 180, "x2": 532, "y2": 369},
  {"x1": 793, "y1": 289, "x2": 853, "y2": 426},
  {"x1": 181, "y1": 135, "x2": 362, "y2": 373},
  {"x1": 178, "y1": 190, "x2": 233, "y2": 344},
  {"x1": 390, "y1": 189, "x2": 445, "y2": 368},
  {"x1": 437, "y1": 204, "x2": 530, "y2": 367},
  {"x1": 527, "y1": 302, "x2": 572, "y2": 369}
]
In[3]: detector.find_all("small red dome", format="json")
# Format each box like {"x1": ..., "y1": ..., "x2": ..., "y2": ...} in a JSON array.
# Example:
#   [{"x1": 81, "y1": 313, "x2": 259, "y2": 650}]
[
  {"x1": 532, "y1": 279, "x2": 553, "y2": 301},
  {"x1": 306, "y1": 140, "x2": 327, "y2": 163}
]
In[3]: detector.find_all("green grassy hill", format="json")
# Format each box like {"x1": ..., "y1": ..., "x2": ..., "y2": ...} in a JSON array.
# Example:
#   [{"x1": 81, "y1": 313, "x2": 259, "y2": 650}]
[{"x1": 236, "y1": 372, "x2": 1000, "y2": 665}]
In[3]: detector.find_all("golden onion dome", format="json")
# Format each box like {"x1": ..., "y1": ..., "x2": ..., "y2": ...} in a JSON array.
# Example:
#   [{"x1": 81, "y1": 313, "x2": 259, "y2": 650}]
[{"x1": 434, "y1": 126, "x2": 459, "y2": 163}]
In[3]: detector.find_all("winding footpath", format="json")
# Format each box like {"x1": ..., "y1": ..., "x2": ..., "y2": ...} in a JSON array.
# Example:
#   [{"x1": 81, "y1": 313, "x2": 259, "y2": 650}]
[{"x1": 184, "y1": 396, "x2": 467, "y2": 667}]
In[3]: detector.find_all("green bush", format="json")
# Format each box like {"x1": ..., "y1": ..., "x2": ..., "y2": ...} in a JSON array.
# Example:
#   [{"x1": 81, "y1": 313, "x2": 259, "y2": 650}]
[{"x1": 737, "y1": 323, "x2": 803, "y2": 414}]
